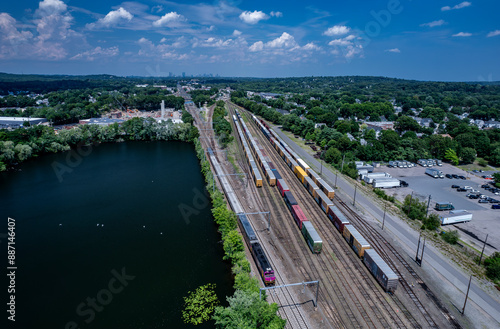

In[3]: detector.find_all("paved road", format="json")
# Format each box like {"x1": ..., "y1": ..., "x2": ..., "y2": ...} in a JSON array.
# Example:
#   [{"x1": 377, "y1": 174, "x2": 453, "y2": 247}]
[{"x1": 271, "y1": 126, "x2": 500, "y2": 325}]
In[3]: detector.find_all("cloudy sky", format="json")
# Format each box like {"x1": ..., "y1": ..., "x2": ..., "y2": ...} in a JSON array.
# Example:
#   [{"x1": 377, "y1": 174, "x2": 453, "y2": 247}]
[{"x1": 0, "y1": 0, "x2": 498, "y2": 81}]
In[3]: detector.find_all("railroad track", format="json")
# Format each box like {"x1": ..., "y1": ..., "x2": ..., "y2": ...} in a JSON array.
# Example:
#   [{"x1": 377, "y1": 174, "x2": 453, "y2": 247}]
[
  {"x1": 226, "y1": 105, "x2": 311, "y2": 329},
  {"x1": 238, "y1": 105, "x2": 411, "y2": 328},
  {"x1": 337, "y1": 199, "x2": 462, "y2": 329}
]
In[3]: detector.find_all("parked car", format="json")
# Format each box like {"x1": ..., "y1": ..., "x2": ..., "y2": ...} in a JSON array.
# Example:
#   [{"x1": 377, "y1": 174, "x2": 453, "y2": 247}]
[
  {"x1": 489, "y1": 199, "x2": 500, "y2": 203},
  {"x1": 452, "y1": 174, "x2": 459, "y2": 179},
  {"x1": 457, "y1": 188, "x2": 467, "y2": 192},
  {"x1": 467, "y1": 193, "x2": 479, "y2": 199},
  {"x1": 479, "y1": 199, "x2": 489, "y2": 203},
  {"x1": 458, "y1": 175, "x2": 466, "y2": 180},
  {"x1": 463, "y1": 186, "x2": 472, "y2": 190},
  {"x1": 479, "y1": 194, "x2": 488, "y2": 199},
  {"x1": 400, "y1": 180, "x2": 409, "y2": 187},
  {"x1": 481, "y1": 184, "x2": 491, "y2": 188},
  {"x1": 492, "y1": 204, "x2": 500, "y2": 209},
  {"x1": 451, "y1": 184, "x2": 460, "y2": 189},
  {"x1": 445, "y1": 174, "x2": 453, "y2": 179}
]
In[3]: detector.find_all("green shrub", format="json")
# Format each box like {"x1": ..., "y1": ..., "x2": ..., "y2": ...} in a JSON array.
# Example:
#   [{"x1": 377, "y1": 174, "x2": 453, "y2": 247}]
[{"x1": 442, "y1": 230, "x2": 460, "y2": 244}]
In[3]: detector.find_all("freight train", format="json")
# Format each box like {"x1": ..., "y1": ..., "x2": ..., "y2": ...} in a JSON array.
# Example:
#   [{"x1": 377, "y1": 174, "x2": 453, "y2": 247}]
[
  {"x1": 234, "y1": 111, "x2": 323, "y2": 254},
  {"x1": 246, "y1": 112, "x2": 399, "y2": 293},
  {"x1": 207, "y1": 147, "x2": 275, "y2": 285}
]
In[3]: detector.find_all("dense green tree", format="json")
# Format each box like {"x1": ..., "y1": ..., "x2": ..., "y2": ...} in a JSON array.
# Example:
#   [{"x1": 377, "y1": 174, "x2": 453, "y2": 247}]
[
  {"x1": 213, "y1": 291, "x2": 286, "y2": 329},
  {"x1": 459, "y1": 147, "x2": 476, "y2": 164},
  {"x1": 182, "y1": 283, "x2": 219, "y2": 325},
  {"x1": 445, "y1": 148, "x2": 459, "y2": 165}
]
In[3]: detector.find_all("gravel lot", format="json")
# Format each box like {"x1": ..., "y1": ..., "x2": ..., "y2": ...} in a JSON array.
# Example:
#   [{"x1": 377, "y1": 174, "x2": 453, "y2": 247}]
[{"x1": 374, "y1": 163, "x2": 500, "y2": 256}]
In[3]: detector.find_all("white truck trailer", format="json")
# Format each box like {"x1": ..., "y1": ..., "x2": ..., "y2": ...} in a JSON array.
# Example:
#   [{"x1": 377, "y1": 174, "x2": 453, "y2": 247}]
[
  {"x1": 425, "y1": 168, "x2": 444, "y2": 178},
  {"x1": 440, "y1": 210, "x2": 472, "y2": 225},
  {"x1": 362, "y1": 172, "x2": 391, "y2": 184},
  {"x1": 373, "y1": 178, "x2": 401, "y2": 188}
]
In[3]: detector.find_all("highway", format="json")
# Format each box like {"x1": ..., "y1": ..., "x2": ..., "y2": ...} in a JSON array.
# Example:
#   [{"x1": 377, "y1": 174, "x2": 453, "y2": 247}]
[{"x1": 270, "y1": 125, "x2": 500, "y2": 327}]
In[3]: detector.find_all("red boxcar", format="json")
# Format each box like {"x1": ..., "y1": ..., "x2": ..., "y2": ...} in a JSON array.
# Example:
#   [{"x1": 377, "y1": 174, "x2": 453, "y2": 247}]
[
  {"x1": 277, "y1": 179, "x2": 289, "y2": 197},
  {"x1": 291, "y1": 205, "x2": 309, "y2": 230},
  {"x1": 327, "y1": 206, "x2": 350, "y2": 233}
]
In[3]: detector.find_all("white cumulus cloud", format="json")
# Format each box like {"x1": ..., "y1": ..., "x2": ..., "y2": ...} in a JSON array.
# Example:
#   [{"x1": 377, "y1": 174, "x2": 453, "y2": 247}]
[
  {"x1": 87, "y1": 7, "x2": 133, "y2": 29},
  {"x1": 420, "y1": 20, "x2": 446, "y2": 28},
  {"x1": 302, "y1": 43, "x2": 321, "y2": 51},
  {"x1": 323, "y1": 25, "x2": 350, "y2": 36},
  {"x1": 239, "y1": 10, "x2": 268, "y2": 24},
  {"x1": 249, "y1": 41, "x2": 264, "y2": 52},
  {"x1": 487, "y1": 30, "x2": 500, "y2": 37},
  {"x1": 232, "y1": 30, "x2": 242, "y2": 36},
  {"x1": 442, "y1": 1, "x2": 471, "y2": 11},
  {"x1": 270, "y1": 11, "x2": 283, "y2": 18},
  {"x1": 266, "y1": 32, "x2": 297, "y2": 49},
  {"x1": 452, "y1": 32, "x2": 472, "y2": 37},
  {"x1": 37, "y1": 0, "x2": 67, "y2": 16},
  {"x1": 153, "y1": 12, "x2": 185, "y2": 27},
  {"x1": 386, "y1": 48, "x2": 401, "y2": 53}
]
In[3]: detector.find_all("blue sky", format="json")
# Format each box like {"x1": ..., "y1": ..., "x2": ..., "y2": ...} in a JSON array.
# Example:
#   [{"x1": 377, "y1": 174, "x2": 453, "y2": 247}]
[{"x1": 0, "y1": 0, "x2": 498, "y2": 81}]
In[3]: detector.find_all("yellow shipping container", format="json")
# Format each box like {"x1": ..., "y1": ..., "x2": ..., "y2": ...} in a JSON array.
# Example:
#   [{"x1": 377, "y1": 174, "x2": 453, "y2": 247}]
[{"x1": 295, "y1": 166, "x2": 307, "y2": 183}]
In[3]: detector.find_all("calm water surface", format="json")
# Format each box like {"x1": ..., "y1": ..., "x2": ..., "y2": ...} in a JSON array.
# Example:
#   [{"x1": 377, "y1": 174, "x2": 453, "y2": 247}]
[{"x1": 0, "y1": 141, "x2": 233, "y2": 329}]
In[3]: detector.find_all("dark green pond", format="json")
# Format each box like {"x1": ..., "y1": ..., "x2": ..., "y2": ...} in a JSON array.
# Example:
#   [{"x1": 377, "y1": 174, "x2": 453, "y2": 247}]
[{"x1": 0, "y1": 141, "x2": 233, "y2": 329}]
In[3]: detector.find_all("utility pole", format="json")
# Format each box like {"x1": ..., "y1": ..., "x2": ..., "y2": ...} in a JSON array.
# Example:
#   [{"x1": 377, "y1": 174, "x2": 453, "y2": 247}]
[
  {"x1": 426, "y1": 194, "x2": 432, "y2": 217},
  {"x1": 353, "y1": 184, "x2": 358, "y2": 207},
  {"x1": 382, "y1": 203, "x2": 387, "y2": 230},
  {"x1": 478, "y1": 234, "x2": 489, "y2": 265},
  {"x1": 461, "y1": 276, "x2": 473, "y2": 315}
]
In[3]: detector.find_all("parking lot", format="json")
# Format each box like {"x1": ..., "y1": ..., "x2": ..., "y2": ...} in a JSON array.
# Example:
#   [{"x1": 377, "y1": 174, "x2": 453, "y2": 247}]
[{"x1": 375, "y1": 163, "x2": 500, "y2": 255}]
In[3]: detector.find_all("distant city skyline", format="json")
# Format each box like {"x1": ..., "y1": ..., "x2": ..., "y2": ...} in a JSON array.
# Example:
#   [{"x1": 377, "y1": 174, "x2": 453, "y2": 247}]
[{"x1": 0, "y1": 0, "x2": 499, "y2": 81}]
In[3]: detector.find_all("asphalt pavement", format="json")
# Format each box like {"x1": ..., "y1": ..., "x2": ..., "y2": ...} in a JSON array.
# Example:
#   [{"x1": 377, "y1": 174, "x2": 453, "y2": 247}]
[{"x1": 271, "y1": 125, "x2": 500, "y2": 326}]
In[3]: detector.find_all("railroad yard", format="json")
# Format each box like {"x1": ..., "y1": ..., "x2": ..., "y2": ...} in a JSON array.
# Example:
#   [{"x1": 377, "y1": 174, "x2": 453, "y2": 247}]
[{"x1": 185, "y1": 97, "x2": 481, "y2": 329}]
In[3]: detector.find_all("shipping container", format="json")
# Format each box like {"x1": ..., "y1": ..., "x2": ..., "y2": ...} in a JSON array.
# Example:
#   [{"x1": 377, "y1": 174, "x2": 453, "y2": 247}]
[
  {"x1": 327, "y1": 206, "x2": 350, "y2": 232},
  {"x1": 302, "y1": 221, "x2": 323, "y2": 254},
  {"x1": 297, "y1": 159, "x2": 310, "y2": 171},
  {"x1": 307, "y1": 169, "x2": 322, "y2": 185},
  {"x1": 316, "y1": 189, "x2": 333, "y2": 213},
  {"x1": 268, "y1": 162, "x2": 276, "y2": 170},
  {"x1": 316, "y1": 178, "x2": 335, "y2": 199},
  {"x1": 265, "y1": 169, "x2": 276, "y2": 186},
  {"x1": 363, "y1": 249, "x2": 398, "y2": 293},
  {"x1": 343, "y1": 225, "x2": 371, "y2": 258},
  {"x1": 252, "y1": 168, "x2": 263, "y2": 187},
  {"x1": 277, "y1": 179, "x2": 289, "y2": 197},
  {"x1": 295, "y1": 166, "x2": 307, "y2": 183},
  {"x1": 284, "y1": 191, "x2": 298, "y2": 210},
  {"x1": 304, "y1": 176, "x2": 319, "y2": 197},
  {"x1": 273, "y1": 170, "x2": 282, "y2": 180},
  {"x1": 291, "y1": 205, "x2": 309, "y2": 229}
]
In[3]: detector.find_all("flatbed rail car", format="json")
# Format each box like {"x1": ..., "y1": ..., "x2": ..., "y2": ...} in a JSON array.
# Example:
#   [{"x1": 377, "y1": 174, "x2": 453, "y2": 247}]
[
  {"x1": 343, "y1": 224, "x2": 371, "y2": 258},
  {"x1": 363, "y1": 249, "x2": 398, "y2": 293},
  {"x1": 302, "y1": 221, "x2": 323, "y2": 254}
]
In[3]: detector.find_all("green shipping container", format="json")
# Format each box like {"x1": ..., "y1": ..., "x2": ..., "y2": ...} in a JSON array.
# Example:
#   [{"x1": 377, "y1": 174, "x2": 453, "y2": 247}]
[{"x1": 301, "y1": 221, "x2": 323, "y2": 254}]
